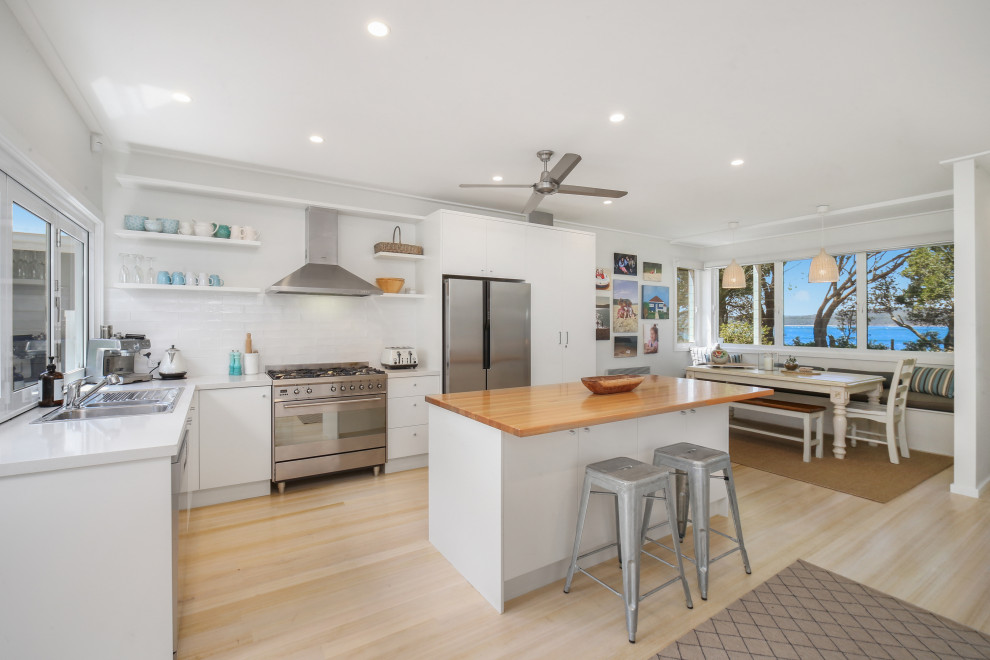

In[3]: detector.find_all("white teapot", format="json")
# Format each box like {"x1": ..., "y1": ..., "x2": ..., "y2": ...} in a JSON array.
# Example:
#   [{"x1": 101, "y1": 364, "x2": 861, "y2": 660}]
[{"x1": 159, "y1": 345, "x2": 186, "y2": 375}]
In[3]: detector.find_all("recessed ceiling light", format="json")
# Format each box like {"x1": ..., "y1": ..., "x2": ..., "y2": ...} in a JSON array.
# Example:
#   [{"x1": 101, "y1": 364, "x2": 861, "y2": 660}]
[
  {"x1": 171, "y1": 92, "x2": 191, "y2": 103},
  {"x1": 309, "y1": 135, "x2": 324, "y2": 144},
  {"x1": 731, "y1": 159, "x2": 745, "y2": 166},
  {"x1": 492, "y1": 175, "x2": 503, "y2": 182},
  {"x1": 367, "y1": 21, "x2": 390, "y2": 37},
  {"x1": 603, "y1": 200, "x2": 613, "y2": 205},
  {"x1": 609, "y1": 113, "x2": 625, "y2": 123}
]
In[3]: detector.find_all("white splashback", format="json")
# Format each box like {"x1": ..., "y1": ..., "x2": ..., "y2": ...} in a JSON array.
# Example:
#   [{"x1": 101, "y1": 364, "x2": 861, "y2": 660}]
[{"x1": 104, "y1": 288, "x2": 420, "y2": 376}]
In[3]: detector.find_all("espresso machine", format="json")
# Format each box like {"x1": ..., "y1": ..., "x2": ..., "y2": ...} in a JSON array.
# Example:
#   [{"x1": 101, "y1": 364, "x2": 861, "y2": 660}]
[{"x1": 86, "y1": 335, "x2": 153, "y2": 384}]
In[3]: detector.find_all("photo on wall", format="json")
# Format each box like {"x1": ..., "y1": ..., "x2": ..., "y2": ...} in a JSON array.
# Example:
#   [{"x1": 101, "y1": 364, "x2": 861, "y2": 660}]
[
  {"x1": 642, "y1": 284, "x2": 670, "y2": 320},
  {"x1": 614, "y1": 336, "x2": 638, "y2": 358},
  {"x1": 595, "y1": 296, "x2": 611, "y2": 341},
  {"x1": 613, "y1": 253, "x2": 638, "y2": 277},
  {"x1": 643, "y1": 261, "x2": 662, "y2": 281},
  {"x1": 612, "y1": 279, "x2": 639, "y2": 333},
  {"x1": 595, "y1": 267, "x2": 611, "y2": 291},
  {"x1": 644, "y1": 323, "x2": 659, "y2": 354}
]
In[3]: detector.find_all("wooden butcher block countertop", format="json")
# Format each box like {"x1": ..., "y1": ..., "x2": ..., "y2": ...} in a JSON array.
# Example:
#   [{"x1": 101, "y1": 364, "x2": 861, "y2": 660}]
[{"x1": 425, "y1": 375, "x2": 772, "y2": 437}]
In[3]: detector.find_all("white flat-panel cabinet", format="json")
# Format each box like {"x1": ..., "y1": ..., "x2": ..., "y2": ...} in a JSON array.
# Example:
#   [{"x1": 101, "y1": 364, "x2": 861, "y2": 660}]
[
  {"x1": 387, "y1": 375, "x2": 441, "y2": 461},
  {"x1": 525, "y1": 226, "x2": 596, "y2": 385},
  {"x1": 199, "y1": 386, "x2": 271, "y2": 490},
  {"x1": 182, "y1": 391, "x2": 200, "y2": 494},
  {"x1": 441, "y1": 211, "x2": 527, "y2": 279}
]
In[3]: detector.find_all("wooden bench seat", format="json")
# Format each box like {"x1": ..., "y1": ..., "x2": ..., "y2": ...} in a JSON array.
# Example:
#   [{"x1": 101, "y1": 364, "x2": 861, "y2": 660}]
[{"x1": 730, "y1": 398, "x2": 827, "y2": 462}]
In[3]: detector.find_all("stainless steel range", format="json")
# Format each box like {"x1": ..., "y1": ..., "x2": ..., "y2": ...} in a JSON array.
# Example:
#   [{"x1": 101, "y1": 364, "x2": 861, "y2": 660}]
[{"x1": 268, "y1": 362, "x2": 387, "y2": 493}]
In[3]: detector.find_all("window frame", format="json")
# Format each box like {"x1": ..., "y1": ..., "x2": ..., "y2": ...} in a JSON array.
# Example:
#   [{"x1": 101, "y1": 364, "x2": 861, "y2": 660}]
[{"x1": 674, "y1": 260, "x2": 703, "y2": 351}]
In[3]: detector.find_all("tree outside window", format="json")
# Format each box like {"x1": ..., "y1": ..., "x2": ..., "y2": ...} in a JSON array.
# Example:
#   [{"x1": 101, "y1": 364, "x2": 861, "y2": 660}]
[
  {"x1": 676, "y1": 267, "x2": 695, "y2": 343},
  {"x1": 718, "y1": 263, "x2": 774, "y2": 345},
  {"x1": 783, "y1": 255, "x2": 857, "y2": 348}
]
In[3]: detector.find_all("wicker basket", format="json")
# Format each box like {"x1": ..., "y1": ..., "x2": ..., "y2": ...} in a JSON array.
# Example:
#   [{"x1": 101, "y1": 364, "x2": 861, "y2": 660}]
[
  {"x1": 581, "y1": 375, "x2": 645, "y2": 395},
  {"x1": 374, "y1": 226, "x2": 424, "y2": 256}
]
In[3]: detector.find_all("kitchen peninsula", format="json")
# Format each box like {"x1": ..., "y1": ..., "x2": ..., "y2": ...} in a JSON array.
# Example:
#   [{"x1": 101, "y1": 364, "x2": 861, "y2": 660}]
[{"x1": 425, "y1": 375, "x2": 771, "y2": 612}]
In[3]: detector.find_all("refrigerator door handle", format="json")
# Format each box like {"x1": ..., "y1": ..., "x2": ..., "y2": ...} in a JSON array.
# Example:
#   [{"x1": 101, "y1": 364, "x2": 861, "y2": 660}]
[{"x1": 482, "y1": 281, "x2": 491, "y2": 370}]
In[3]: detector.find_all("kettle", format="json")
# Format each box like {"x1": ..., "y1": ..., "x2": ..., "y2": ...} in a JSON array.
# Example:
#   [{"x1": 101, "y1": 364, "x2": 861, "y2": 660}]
[{"x1": 160, "y1": 345, "x2": 186, "y2": 375}]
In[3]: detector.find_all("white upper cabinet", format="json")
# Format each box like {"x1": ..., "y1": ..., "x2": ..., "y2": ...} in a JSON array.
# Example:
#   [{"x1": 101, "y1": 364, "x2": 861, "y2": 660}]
[{"x1": 441, "y1": 211, "x2": 526, "y2": 279}]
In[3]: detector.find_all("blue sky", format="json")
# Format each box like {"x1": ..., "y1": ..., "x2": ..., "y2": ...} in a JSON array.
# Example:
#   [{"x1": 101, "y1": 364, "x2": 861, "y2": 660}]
[
  {"x1": 782, "y1": 250, "x2": 912, "y2": 317},
  {"x1": 13, "y1": 202, "x2": 47, "y2": 234}
]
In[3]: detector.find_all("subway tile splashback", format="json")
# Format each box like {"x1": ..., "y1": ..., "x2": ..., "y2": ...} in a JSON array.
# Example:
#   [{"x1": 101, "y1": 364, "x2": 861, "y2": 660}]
[{"x1": 105, "y1": 289, "x2": 419, "y2": 376}]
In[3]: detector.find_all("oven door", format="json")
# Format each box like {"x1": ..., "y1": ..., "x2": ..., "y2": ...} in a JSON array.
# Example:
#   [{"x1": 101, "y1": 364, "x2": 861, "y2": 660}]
[{"x1": 273, "y1": 395, "x2": 386, "y2": 462}]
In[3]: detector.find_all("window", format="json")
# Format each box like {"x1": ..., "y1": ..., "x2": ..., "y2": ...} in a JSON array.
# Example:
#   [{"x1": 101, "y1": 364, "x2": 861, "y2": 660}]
[
  {"x1": 867, "y1": 245, "x2": 953, "y2": 352},
  {"x1": 717, "y1": 262, "x2": 775, "y2": 345},
  {"x1": 783, "y1": 254, "x2": 856, "y2": 348},
  {"x1": 676, "y1": 267, "x2": 695, "y2": 343},
  {"x1": 2, "y1": 175, "x2": 89, "y2": 420}
]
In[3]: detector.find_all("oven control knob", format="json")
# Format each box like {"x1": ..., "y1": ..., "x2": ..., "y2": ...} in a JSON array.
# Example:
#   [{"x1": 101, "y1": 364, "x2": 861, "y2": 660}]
[
  {"x1": 377, "y1": 383, "x2": 383, "y2": 389},
  {"x1": 359, "y1": 384, "x2": 365, "y2": 390},
  {"x1": 330, "y1": 386, "x2": 336, "y2": 392},
  {"x1": 349, "y1": 385, "x2": 355, "y2": 390},
  {"x1": 306, "y1": 387, "x2": 313, "y2": 394},
  {"x1": 293, "y1": 388, "x2": 300, "y2": 395}
]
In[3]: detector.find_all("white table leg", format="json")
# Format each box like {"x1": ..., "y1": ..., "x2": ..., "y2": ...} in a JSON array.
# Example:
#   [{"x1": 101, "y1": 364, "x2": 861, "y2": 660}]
[
  {"x1": 830, "y1": 389, "x2": 850, "y2": 459},
  {"x1": 867, "y1": 382, "x2": 882, "y2": 406}
]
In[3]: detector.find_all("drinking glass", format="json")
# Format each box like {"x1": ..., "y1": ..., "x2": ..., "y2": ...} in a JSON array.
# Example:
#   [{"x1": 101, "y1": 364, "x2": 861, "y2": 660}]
[
  {"x1": 118, "y1": 253, "x2": 131, "y2": 284},
  {"x1": 144, "y1": 257, "x2": 157, "y2": 284}
]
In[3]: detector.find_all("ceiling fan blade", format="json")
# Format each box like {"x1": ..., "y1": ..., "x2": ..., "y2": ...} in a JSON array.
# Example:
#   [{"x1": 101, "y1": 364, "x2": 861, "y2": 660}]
[
  {"x1": 549, "y1": 153, "x2": 582, "y2": 183},
  {"x1": 521, "y1": 192, "x2": 544, "y2": 214},
  {"x1": 557, "y1": 184, "x2": 628, "y2": 198},
  {"x1": 459, "y1": 183, "x2": 534, "y2": 188}
]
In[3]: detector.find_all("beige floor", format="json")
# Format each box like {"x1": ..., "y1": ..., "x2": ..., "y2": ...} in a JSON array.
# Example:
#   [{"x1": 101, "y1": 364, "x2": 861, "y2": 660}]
[{"x1": 177, "y1": 464, "x2": 989, "y2": 660}]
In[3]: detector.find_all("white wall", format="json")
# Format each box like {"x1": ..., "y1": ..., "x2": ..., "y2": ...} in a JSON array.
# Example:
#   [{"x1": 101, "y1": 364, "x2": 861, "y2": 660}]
[
  {"x1": 558, "y1": 221, "x2": 703, "y2": 377},
  {"x1": 0, "y1": 1, "x2": 101, "y2": 213}
]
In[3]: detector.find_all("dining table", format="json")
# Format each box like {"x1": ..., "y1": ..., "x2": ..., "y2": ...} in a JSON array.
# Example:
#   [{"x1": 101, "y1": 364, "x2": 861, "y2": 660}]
[{"x1": 684, "y1": 364, "x2": 886, "y2": 459}]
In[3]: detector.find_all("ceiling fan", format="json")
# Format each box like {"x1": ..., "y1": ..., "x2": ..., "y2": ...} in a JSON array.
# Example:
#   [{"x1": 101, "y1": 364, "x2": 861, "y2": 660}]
[{"x1": 460, "y1": 150, "x2": 628, "y2": 214}]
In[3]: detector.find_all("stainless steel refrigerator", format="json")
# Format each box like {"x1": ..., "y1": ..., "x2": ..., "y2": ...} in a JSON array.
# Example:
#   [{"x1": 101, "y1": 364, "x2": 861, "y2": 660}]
[{"x1": 443, "y1": 277, "x2": 531, "y2": 393}]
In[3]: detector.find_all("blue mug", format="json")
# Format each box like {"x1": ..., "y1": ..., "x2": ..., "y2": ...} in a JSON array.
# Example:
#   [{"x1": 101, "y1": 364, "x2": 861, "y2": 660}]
[
  {"x1": 156, "y1": 270, "x2": 172, "y2": 285},
  {"x1": 209, "y1": 274, "x2": 224, "y2": 286},
  {"x1": 171, "y1": 271, "x2": 186, "y2": 286}
]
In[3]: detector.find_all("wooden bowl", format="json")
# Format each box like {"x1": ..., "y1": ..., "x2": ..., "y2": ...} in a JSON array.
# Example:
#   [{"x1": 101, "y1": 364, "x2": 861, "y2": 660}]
[
  {"x1": 376, "y1": 277, "x2": 405, "y2": 294},
  {"x1": 581, "y1": 375, "x2": 645, "y2": 395}
]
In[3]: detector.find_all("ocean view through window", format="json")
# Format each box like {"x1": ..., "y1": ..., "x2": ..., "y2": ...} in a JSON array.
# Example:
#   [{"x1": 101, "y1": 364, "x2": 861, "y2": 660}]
[{"x1": 783, "y1": 254, "x2": 856, "y2": 348}]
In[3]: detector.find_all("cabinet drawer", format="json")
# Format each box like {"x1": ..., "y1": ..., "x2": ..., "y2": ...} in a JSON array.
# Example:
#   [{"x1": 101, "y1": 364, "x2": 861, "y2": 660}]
[
  {"x1": 388, "y1": 375, "x2": 440, "y2": 399},
  {"x1": 388, "y1": 395, "x2": 429, "y2": 427},
  {"x1": 388, "y1": 424, "x2": 429, "y2": 459}
]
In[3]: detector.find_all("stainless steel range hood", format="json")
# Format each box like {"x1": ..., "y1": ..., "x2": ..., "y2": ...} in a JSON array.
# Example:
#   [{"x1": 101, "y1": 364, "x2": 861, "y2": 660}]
[{"x1": 267, "y1": 207, "x2": 382, "y2": 296}]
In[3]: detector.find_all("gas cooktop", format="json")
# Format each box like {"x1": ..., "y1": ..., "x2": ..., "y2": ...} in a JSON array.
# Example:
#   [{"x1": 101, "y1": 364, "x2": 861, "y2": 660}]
[{"x1": 267, "y1": 362, "x2": 386, "y2": 381}]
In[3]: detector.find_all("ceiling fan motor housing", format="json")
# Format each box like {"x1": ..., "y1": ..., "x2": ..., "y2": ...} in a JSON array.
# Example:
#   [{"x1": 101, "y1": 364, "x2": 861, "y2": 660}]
[{"x1": 535, "y1": 170, "x2": 557, "y2": 195}]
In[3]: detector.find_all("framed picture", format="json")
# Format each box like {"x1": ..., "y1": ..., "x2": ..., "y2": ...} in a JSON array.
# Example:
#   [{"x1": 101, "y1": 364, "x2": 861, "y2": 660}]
[
  {"x1": 614, "y1": 336, "x2": 637, "y2": 358},
  {"x1": 642, "y1": 284, "x2": 670, "y2": 320},
  {"x1": 644, "y1": 323, "x2": 659, "y2": 354},
  {"x1": 595, "y1": 296, "x2": 611, "y2": 341},
  {"x1": 643, "y1": 261, "x2": 662, "y2": 281},
  {"x1": 612, "y1": 279, "x2": 639, "y2": 333},
  {"x1": 595, "y1": 267, "x2": 611, "y2": 291},
  {"x1": 613, "y1": 253, "x2": 637, "y2": 277}
]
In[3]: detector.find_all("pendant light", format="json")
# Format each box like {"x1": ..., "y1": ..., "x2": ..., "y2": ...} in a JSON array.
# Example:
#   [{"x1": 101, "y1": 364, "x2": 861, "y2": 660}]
[
  {"x1": 721, "y1": 221, "x2": 745, "y2": 289},
  {"x1": 808, "y1": 204, "x2": 839, "y2": 283}
]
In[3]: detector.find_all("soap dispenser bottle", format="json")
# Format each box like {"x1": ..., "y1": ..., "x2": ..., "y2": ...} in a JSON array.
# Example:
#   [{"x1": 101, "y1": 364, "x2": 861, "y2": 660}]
[
  {"x1": 40, "y1": 356, "x2": 64, "y2": 407},
  {"x1": 229, "y1": 349, "x2": 242, "y2": 376}
]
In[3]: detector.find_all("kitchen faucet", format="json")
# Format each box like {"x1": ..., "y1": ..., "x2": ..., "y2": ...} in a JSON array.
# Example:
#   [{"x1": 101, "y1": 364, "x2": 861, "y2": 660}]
[{"x1": 62, "y1": 374, "x2": 124, "y2": 409}]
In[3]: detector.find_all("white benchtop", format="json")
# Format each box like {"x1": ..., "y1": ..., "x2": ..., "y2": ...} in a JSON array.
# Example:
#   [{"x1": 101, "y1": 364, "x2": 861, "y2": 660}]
[{"x1": 0, "y1": 373, "x2": 271, "y2": 478}]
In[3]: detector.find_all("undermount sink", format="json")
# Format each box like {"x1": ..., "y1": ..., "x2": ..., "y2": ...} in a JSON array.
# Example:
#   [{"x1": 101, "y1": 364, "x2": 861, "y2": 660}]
[{"x1": 33, "y1": 387, "x2": 184, "y2": 424}]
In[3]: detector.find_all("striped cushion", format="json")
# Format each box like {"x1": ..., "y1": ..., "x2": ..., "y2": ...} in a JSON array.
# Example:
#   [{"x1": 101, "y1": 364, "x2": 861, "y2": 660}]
[{"x1": 910, "y1": 367, "x2": 954, "y2": 398}]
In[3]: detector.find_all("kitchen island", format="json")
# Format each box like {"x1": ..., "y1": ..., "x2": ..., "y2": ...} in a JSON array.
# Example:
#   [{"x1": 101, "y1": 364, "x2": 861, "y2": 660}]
[{"x1": 425, "y1": 375, "x2": 771, "y2": 612}]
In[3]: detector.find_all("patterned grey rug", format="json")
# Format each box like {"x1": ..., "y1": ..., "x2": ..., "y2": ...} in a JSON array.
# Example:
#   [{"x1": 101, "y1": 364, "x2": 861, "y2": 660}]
[{"x1": 654, "y1": 560, "x2": 990, "y2": 659}]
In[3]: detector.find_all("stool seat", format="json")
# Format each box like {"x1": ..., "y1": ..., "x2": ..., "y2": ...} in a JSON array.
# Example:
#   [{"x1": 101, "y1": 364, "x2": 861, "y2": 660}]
[
  {"x1": 647, "y1": 443, "x2": 750, "y2": 601},
  {"x1": 564, "y1": 456, "x2": 692, "y2": 643}
]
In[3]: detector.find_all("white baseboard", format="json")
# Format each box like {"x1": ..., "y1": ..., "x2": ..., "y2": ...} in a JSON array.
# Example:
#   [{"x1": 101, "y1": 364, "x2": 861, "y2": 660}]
[
  {"x1": 183, "y1": 481, "x2": 271, "y2": 508},
  {"x1": 950, "y1": 474, "x2": 990, "y2": 499},
  {"x1": 385, "y1": 453, "x2": 428, "y2": 473}
]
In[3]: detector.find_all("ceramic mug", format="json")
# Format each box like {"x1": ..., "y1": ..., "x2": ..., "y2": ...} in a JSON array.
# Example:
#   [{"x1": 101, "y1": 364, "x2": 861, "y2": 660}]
[
  {"x1": 209, "y1": 274, "x2": 224, "y2": 286},
  {"x1": 229, "y1": 225, "x2": 243, "y2": 240},
  {"x1": 242, "y1": 226, "x2": 261, "y2": 241},
  {"x1": 160, "y1": 218, "x2": 180, "y2": 234},
  {"x1": 184, "y1": 271, "x2": 198, "y2": 286},
  {"x1": 171, "y1": 271, "x2": 186, "y2": 286},
  {"x1": 144, "y1": 217, "x2": 163, "y2": 232},
  {"x1": 197, "y1": 271, "x2": 209, "y2": 287},
  {"x1": 178, "y1": 220, "x2": 194, "y2": 235},
  {"x1": 156, "y1": 270, "x2": 172, "y2": 285},
  {"x1": 193, "y1": 221, "x2": 218, "y2": 237},
  {"x1": 124, "y1": 215, "x2": 147, "y2": 231},
  {"x1": 215, "y1": 224, "x2": 232, "y2": 239}
]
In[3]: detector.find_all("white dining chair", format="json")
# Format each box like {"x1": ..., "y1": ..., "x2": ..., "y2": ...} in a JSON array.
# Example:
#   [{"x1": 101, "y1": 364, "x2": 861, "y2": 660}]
[{"x1": 846, "y1": 358, "x2": 917, "y2": 464}]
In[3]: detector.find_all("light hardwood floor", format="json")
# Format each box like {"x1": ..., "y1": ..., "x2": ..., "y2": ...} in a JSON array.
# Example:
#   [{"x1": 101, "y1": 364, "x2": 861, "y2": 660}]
[{"x1": 178, "y1": 464, "x2": 989, "y2": 659}]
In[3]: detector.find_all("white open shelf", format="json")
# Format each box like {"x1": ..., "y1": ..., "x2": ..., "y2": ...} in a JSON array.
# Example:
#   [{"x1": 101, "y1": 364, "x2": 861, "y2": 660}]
[
  {"x1": 114, "y1": 230, "x2": 261, "y2": 247},
  {"x1": 373, "y1": 251, "x2": 425, "y2": 261},
  {"x1": 379, "y1": 293, "x2": 426, "y2": 299},
  {"x1": 113, "y1": 282, "x2": 262, "y2": 294}
]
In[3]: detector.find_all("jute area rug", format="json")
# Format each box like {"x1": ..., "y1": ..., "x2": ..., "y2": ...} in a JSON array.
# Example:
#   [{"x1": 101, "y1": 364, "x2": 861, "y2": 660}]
[
  {"x1": 728, "y1": 427, "x2": 953, "y2": 503},
  {"x1": 653, "y1": 559, "x2": 990, "y2": 659}
]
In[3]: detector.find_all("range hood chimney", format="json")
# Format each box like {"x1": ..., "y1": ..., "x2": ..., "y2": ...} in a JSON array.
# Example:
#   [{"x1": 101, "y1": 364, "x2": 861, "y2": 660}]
[{"x1": 267, "y1": 207, "x2": 382, "y2": 296}]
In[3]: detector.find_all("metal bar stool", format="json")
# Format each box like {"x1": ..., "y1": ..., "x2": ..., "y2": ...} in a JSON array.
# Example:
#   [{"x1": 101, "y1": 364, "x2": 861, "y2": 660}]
[
  {"x1": 644, "y1": 442, "x2": 750, "y2": 600},
  {"x1": 564, "y1": 456, "x2": 693, "y2": 643}
]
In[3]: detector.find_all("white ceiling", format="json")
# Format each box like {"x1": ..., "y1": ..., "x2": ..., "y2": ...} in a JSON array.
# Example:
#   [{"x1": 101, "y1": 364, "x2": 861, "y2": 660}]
[{"x1": 13, "y1": 0, "x2": 990, "y2": 243}]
